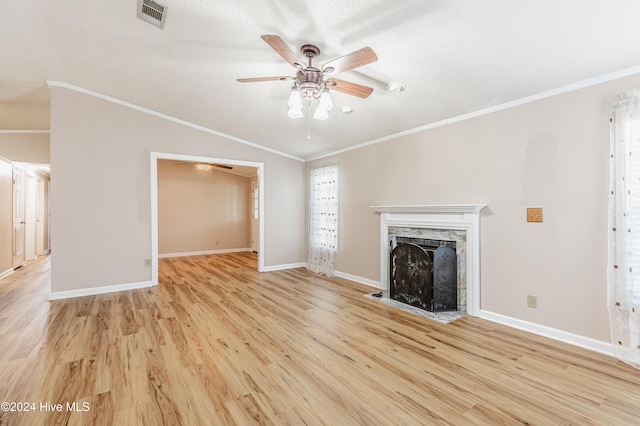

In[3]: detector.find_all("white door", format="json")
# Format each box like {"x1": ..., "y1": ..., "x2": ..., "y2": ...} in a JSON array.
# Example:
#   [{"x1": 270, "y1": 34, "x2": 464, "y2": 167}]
[
  {"x1": 36, "y1": 178, "x2": 45, "y2": 255},
  {"x1": 25, "y1": 173, "x2": 37, "y2": 261},
  {"x1": 251, "y1": 181, "x2": 259, "y2": 252},
  {"x1": 12, "y1": 166, "x2": 25, "y2": 268}
]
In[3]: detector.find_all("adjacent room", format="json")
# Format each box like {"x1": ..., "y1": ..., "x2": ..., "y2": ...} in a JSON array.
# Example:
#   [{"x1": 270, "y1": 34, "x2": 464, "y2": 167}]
[{"x1": 2, "y1": 1, "x2": 640, "y2": 424}]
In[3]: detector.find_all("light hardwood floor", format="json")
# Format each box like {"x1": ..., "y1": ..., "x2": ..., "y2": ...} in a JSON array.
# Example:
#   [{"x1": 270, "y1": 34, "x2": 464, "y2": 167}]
[{"x1": 1, "y1": 253, "x2": 640, "y2": 425}]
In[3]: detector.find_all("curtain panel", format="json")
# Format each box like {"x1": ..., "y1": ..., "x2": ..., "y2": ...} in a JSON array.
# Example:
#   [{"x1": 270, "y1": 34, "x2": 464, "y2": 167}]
[
  {"x1": 609, "y1": 90, "x2": 640, "y2": 368},
  {"x1": 307, "y1": 164, "x2": 339, "y2": 277}
]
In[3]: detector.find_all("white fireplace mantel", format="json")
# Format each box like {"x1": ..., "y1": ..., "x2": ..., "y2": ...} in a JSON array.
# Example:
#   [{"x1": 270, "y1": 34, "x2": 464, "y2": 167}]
[
  {"x1": 371, "y1": 204, "x2": 486, "y2": 316},
  {"x1": 372, "y1": 204, "x2": 486, "y2": 214}
]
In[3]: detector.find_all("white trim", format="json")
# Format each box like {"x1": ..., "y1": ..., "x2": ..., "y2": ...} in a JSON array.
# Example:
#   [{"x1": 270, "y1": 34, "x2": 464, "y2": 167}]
[
  {"x1": 0, "y1": 130, "x2": 50, "y2": 134},
  {"x1": 262, "y1": 262, "x2": 307, "y2": 272},
  {"x1": 150, "y1": 154, "x2": 159, "y2": 285},
  {"x1": 150, "y1": 152, "x2": 266, "y2": 279},
  {"x1": 480, "y1": 310, "x2": 615, "y2": 357},
  {"x1": 49, "y1": 280, "x2": 154, "y2": 300},
  {"x1": 335, "y1": 270, "x2": 380, "y2": 289},
  {"x1": 307, "y1": 65, "x2": 640, "y2": 161},
  {"x1": 46, "y1": 81, "x2": 304, "y2": 162},
  {"x1": 0, "y1": 268, "x2": 14, "y2": 281},
  {"x1": 159, "y1": 248, "x2": 251, "y2": 258}
]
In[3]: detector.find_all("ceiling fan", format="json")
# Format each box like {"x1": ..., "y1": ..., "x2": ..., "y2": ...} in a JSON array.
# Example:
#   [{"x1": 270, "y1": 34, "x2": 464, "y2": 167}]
[
  {"x1": 237, "y1": 35, "x2": 378, "y2": 120},
  {"x1": 176, "y1": 162, "x2": 233, "y2": 171}
]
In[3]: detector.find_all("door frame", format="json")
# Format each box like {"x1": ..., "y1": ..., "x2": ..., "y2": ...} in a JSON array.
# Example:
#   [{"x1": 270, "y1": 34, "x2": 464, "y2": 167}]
[
  {"x1": 36, "y1": 178, "x2": 45, "y2": 256},
  {"x1": 150, "y1": 152, "x2": 265, "y2": 285},
  {"x1": 251, "y1": 181, "x2": 259, "y2": 252}
]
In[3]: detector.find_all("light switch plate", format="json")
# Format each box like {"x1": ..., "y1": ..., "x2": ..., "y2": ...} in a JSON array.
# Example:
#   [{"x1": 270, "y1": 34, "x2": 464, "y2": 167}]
[{"x1": 527, "y1": 207, "x2": 543, "y2": 223}]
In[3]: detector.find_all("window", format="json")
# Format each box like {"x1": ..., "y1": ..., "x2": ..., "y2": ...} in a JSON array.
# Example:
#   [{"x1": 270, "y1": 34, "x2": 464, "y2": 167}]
[
  {"x1": 608, "y1": 89, "x2": 640, "y2": 367},
  {"x1": 307, "y1": 163, "x2": 339, "y2": 276}
]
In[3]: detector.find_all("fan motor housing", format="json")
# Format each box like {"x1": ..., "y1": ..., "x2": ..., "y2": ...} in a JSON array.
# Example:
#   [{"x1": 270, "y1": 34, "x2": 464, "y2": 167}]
[
  {"x1": 300, "y1": 44, "x2": 321, "y2": 58},
  {"x1": 297, "y1": 68, "x2": 323, "y2": 99}
]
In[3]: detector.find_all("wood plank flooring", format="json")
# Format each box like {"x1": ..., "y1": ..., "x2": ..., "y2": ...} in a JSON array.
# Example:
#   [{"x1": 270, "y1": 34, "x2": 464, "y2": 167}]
[{"x1": 1, "y1": 252, "x2": 640, "y2": 425}]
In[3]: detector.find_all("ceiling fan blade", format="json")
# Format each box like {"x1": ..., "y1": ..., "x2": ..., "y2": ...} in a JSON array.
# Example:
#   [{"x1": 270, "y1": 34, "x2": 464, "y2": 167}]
[
  {"x1": 236, "y1": 76, "x2": 292, "y2": 83},
  {"x1": 322, "y1": 47, "x2": 378, "y2": 74},
  {"x1": 211, "y1": 164, "x2": 233, "y2": 170},
  {"x1": 261, "y1": 35, "x2": 305, "y2": 68},
  {"x1": 326, "y1": 78, "x2": 374, "y2": 99},
  {"x1": 174, "y1": 162, "x2": 232, "y2": 170}
]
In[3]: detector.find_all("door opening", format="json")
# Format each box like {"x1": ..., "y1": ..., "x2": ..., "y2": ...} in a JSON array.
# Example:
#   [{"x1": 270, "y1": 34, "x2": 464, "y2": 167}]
[{"x1": 150, "y1": 152, "x2": 265, "y2": 285}]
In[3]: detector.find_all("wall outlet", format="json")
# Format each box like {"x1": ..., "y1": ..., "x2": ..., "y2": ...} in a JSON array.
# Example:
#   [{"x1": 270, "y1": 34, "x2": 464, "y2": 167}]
[
  {"x1": 527, "y1": 295, "x2": 537, "y2": 308},
  {"x1": 144, "y1": 259, "x2": 151, "y2": 267}
]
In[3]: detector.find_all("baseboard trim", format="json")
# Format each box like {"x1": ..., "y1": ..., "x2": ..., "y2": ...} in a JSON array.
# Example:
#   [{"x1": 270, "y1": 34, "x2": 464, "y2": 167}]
[
  {"x1": 335, "y1": 270, "x2": 381, "y2": 289},
  {"x1": 479, "y1": 310, "x2": 614, "y2": 357},
  {"x1": 0, "y1": 268, "x2": 14, "y2": 281},
  {"x1": 49, "y1": 280, "x2": 155, "y2": 300},
  {"x1": 262, "y1": 262, "x2": 307, "y2": 272},
  {"x1": 159, "y1": 248, "x2": 251, "y2": 258}
]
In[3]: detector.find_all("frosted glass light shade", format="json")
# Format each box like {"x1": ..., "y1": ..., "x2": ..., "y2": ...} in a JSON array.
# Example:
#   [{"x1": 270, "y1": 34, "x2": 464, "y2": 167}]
[
  {"x1": 318, "y1": 90, "x2": 333, "y2": 111},
  {"x1": 288, "y1": 107, "x2": 303, "y2": 119},
  {"x1": 313, "y1": 107, "x2": 329, "y2": 120},
  {"x1": 288, "y1": 89, "x2": 303, "y2": 109}
]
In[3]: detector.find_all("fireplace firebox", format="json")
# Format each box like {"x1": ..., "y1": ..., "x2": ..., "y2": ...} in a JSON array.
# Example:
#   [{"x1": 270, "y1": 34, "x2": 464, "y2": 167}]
[{"x1": 390, "y1": 238, "x2": 457, "y2": 312}]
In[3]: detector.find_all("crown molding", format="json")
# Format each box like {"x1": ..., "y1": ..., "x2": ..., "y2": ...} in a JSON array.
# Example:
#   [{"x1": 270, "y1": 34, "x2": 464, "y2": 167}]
[
  {"x1": 307, "y1": 65, "x2": 640, "y2": 162},
  {"x1": 46, "y1": 81, "x2": 304, "y2": 162},
  {"x1": 0, "y1": 130, "x2": 50, "y2": 134}
]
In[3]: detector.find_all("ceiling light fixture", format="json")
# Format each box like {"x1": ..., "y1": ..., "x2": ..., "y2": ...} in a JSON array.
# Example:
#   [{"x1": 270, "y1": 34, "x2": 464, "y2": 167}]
[
  {"x1": 287, "y1": 70, "x2": 334, "y2": 121},
  {"x1": 195, "y1": 163, "x2": 211, "y2": 171},
  {"x1": 237, "y1": 36, "x2": 378, "y2": 123}
]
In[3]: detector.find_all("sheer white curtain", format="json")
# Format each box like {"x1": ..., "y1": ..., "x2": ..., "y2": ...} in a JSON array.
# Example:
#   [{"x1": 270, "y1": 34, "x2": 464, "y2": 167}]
[
  {"x1": 609, "y1": 90, "x2": 640, "y2": 368},
  {"x1": 308, "y1": 164, "x2": 339, "y2": 276}
]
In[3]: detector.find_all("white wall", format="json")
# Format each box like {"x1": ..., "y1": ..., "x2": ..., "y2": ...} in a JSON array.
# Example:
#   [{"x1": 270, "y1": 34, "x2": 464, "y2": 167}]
[
  {"x1": 307, "y1": 72, "x2": 640, "y2": 343},
  {"x1": 158, "y1": 160, "x2": 252, "y2": 255},
  {"x1": 0, "y1": 133, "x2": 50, "y2": 163},
  {"x1": 49, "y1": 86, "x2": 306, "y2": 293}
]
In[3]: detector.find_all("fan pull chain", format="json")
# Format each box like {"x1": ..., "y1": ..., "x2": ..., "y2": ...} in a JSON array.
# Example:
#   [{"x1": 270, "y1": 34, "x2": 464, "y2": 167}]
[{"x1": 307, "y1": 118, "x2": 311, "y2": 140}]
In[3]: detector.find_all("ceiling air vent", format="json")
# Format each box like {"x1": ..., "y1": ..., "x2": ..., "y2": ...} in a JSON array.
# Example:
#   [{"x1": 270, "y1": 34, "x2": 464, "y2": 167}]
[{"x1": 137, "y1": 0, "x2": 167, "y2": 29}]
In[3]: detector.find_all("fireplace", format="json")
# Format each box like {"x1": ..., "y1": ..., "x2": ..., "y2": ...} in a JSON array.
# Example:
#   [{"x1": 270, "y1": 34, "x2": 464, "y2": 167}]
[
  {"x1": 372, "y1": 204, "x2": 486, "y2": 316},
  {"x1": 390, "y1": 238, "x2": 457, "y2": 312}
]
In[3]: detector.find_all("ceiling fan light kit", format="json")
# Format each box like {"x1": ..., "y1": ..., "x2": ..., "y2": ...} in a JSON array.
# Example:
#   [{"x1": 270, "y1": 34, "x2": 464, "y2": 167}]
[{"x1": 237, "y1": 35, "x2": 378, "y2": 122}]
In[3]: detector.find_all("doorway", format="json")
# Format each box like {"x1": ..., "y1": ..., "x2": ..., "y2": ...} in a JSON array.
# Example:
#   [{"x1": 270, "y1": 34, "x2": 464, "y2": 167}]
[{"x1": 150, "y1": 152, "x2": 265, "y2": 285}]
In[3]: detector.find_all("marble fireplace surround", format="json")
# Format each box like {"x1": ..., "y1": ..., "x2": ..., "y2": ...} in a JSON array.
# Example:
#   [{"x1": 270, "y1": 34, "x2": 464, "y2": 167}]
[{"x1": 372, "y1": 205, "x2": 486, "y2": 317}]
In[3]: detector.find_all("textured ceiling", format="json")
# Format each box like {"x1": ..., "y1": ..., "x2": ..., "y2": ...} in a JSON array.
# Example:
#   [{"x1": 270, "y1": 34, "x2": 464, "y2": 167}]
[{"x1": 3, "y1": 1, "x2": 640, "y2": 160}]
